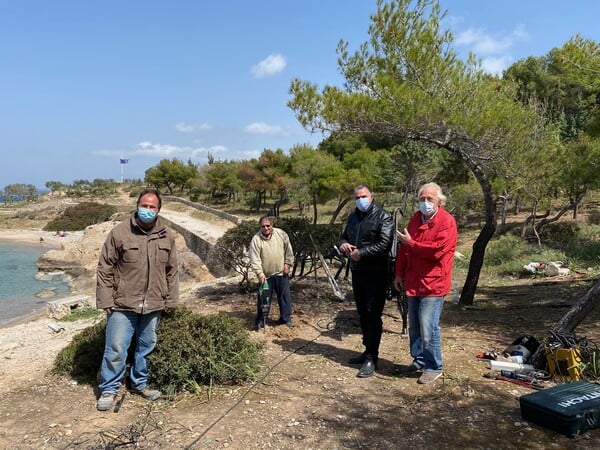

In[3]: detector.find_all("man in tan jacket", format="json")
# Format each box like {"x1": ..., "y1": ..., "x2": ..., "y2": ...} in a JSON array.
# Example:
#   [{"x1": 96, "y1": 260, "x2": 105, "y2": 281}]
[
  {"x1": 95, "y1": 188, "x2": 178, "y2": 411},
  {"x1": 248, "y1": 215, "x2": 294, "y2": 330}
]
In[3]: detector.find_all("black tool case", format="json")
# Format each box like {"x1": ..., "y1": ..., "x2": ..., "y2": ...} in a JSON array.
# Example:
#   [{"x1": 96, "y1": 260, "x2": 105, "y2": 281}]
[{"x1": 519, "y1": 381, "x2": 600, "y2": 436}]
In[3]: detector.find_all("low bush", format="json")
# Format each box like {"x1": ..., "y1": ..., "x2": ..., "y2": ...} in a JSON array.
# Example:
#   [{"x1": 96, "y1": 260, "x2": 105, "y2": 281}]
[
  {"x1": 52, "y1": 307, "x2": 262, "y2": 394},
  {"x1": 53, "y1": 321, "x2": 105, "y2": 384},
  {"x1": 43, "y1": 202, "x2": 117, "y2": 231},
  {"x1": 151, "y1": 308, "x2": 262, "y2": 393}
]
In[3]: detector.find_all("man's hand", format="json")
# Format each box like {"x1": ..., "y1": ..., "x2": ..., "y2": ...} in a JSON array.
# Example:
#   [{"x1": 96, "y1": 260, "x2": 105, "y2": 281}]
[
  {"x1": 259, "y1": 274, "x2": 266, "y2": 284},
  {"x1": 283, "y1": 263, "x2": 290, "y2": 276},
  {"x1": 396, "y1": 228, "x2": 412, "y2": 245},
  {"x1": 349, "y1": 248, "x2": 361, "y2": 262},
  {"x1": 339, "y1": 243, "x2": 356, "y2": 255}
]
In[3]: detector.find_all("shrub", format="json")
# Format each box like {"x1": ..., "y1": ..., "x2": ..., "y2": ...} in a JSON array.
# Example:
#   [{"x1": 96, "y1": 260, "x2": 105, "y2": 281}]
[
  {"x1": 484, "y1": 235, "x2": 525, "y2": 267},
  {"x1": 587, "y1": 209, "x2": 600, "y2": 225},
  {"x1": 151, "y1": 308, "x2": 262, "y2": 393},
  {"x1": 43, "y1": 202, "x2": 117, "y2": 231},
  {"x1": 206, "y1": 220, "x2": 258, "y2": 282},
  {"x1": 52, "y1": 307, "x2": 262, "y2": 394},
  {"x1": 53, "y1": 321, "x2": 105, "y2": 384}
]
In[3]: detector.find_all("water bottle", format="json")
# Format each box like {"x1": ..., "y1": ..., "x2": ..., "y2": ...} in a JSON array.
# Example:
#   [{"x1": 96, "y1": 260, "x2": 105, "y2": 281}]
[{"x1": 451, "y1": 283, "x2": 460, "y2": 304}]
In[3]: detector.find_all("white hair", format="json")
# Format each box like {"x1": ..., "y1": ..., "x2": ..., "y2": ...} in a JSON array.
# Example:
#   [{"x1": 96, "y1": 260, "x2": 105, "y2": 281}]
[{"x1": 418, "y1": 182, "x2": 447, "y2": 206}]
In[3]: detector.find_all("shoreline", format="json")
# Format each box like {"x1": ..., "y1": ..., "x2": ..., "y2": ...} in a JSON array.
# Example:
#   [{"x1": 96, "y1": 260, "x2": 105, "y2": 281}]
[
  {"x1": 0, "y1": 228, "x2": 83, "y2": 330},
  {"x1": 0, "y1": 229, "x2": 80, "y2": 246}
]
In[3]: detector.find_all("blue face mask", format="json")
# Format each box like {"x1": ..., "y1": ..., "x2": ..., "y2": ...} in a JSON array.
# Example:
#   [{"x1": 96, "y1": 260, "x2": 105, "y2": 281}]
[
  {"x1": 418, "y1": 201, "x2": 435, "y2": 217},
  {"x1": 137, "y1": 207, "x2": 158, "y2": 223},
  {"x1": 355, "y1": 197, "x2": 371, "y2": 212}
]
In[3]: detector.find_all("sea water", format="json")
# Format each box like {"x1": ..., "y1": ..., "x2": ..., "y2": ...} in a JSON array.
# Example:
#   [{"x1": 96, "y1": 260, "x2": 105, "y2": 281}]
[{"x1": 0, "y1": 241, "x2": 71, "y2": 327}]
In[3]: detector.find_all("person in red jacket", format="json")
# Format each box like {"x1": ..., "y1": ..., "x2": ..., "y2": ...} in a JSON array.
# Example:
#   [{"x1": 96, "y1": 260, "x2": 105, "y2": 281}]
[{"x1": 394, "y1": 182, "x2": 457, "y2": 384}]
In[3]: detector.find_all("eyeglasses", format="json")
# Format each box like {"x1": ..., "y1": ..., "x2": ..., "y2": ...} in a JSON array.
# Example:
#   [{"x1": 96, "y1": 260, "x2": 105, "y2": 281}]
[{"x1": 261, "y1": 225, "x2": 272, "y2": 228}]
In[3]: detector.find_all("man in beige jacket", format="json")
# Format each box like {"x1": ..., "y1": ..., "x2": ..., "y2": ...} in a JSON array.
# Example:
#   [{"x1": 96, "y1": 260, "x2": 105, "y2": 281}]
[{"x1": 248, "y1": 215, "x2": 294, "y2": 330}]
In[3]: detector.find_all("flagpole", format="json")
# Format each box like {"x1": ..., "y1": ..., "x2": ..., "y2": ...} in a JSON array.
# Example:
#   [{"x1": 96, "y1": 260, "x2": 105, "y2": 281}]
[{"x1": 120, "y1": 154, "x2": 124, "y2": 183}]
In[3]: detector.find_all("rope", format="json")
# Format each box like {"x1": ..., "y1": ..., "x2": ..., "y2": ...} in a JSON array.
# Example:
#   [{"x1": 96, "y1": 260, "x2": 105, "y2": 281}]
[{"x1": 184, "y1": 319, "x2": 335, "y2": 449}]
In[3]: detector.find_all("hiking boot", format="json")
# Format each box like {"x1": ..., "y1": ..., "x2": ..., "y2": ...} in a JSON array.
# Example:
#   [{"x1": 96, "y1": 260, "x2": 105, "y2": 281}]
[
  {"x1": 285, "y1": 319, "x2": 294, "y2": 328},
  {"x1": 96, "y1": 392, "x2": 116, "y2": 411},
  {"x1": 254, "y1": 320, "x2": 264, "y2": 331},
  {"x1": 132, "y1": 388, "x2": 162, "y2": 401},
  {"x1": 417, "y1": 371, "x2": 442, "y2": 384}
]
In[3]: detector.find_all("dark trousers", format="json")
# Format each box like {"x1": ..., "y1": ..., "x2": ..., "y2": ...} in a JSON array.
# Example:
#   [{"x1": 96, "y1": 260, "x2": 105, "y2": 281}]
[
  {"x1": 255, "y1": 275, "x2": 292, "y2": 324},
  {"x1": 351, "y1": 270, "x2": 387, "y2": 362}
]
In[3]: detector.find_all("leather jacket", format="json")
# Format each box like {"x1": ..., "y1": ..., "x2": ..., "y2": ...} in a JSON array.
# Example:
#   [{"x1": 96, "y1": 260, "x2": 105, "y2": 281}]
[{"x1": 339, "y1": 202, "x2": 394, "y2": 272}]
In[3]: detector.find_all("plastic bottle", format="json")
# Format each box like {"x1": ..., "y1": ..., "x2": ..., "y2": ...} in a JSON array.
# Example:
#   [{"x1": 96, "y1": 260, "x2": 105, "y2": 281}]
[{"x1": 451, "y1": 282, "x2": 460, "y2": 304}]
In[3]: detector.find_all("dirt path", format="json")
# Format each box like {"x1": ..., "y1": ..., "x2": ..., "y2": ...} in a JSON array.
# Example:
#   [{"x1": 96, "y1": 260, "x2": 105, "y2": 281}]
[{"x1": 159, "y1": 207, "x2": 236, "y2": 244}]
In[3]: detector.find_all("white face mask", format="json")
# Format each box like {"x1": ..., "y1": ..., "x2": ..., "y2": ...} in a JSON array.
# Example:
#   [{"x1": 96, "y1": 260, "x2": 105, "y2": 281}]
[
  {"x1": 418, "y1": 201, "x2": 435, "y2": 216},
  {"x1": 355, "y1": 197, "x2": 371, "y2": 212}
]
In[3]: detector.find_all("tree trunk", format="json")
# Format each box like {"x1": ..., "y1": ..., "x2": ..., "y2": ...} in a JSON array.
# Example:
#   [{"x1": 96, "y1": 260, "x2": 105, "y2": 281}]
[
  {"x1": 531, "y1": 279, "x2": 600, "y2": 368},
  {"x1": 460, "y1": 217, "x2": 496, "y2": 306},
  {"x1": 330, "y1": 198, "x2": 349, "y2": 225}
]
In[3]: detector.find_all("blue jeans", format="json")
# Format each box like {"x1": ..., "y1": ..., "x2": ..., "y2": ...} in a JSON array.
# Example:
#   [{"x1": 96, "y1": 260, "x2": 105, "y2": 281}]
[
  {"x1": 98, "y1": 310, "x2": 161, "y2": 394},
  {"x1": 407, "y1": 296, "x2": 444, "y2": 372}
]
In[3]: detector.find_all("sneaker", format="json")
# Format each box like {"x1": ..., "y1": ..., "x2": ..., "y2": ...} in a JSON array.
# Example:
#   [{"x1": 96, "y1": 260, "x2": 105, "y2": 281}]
[
  {"x1": 400, "y1": 363, "x2": 423, "y2": 373},
  {"x1": 285, "y1": 319, "x2": 294, "y2": 328},
  {"x1": 96, "y1": 392, "x2": 116, "y2": 411},
  {"x1": 132, "y1": 388, "x2": 162, "y2": 401},
  {"x1": 254, "y1": 321, "x2": 265, "y2": 331},
  {"x1": 417, "y1": 371, "x2": 442, "y2": 384}
]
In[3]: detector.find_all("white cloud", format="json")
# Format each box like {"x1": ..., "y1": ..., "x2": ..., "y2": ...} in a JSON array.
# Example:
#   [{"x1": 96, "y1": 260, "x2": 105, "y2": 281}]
[
  {"x1": 251, "y1": 53, "x2": 287, "y2": 79},
  {"x1": 134, "y1": 141, "x2": 184, "y2": 156},
  {"x1": 455, "y1": 24, "x2": 528, "y2": 74},
  {"x1": 481, "y1": 56, "x2": 513, "y2": 76},
  {"x1": 244, "y1": 122, "x2": 284, "y2": 135},
  {"x1": 175, "y1": 121, "x2": 213, "y2": 133}
]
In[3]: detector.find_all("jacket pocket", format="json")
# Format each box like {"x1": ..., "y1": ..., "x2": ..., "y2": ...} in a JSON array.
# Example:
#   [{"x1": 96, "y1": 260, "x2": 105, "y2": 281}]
[
  {"x1": 157, "y1": 242, "x2": 171, "y2": 263},
  {"x1": 122, "y1": 244, "x2": 140, "y2": 263},
  {"x1": 418, "y1": 275, "x2": 442, "y2": 293}
]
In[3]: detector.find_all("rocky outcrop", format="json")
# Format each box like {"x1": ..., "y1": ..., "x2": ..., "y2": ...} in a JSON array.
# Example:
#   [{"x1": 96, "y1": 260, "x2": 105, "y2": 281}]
[{"x1": 36, "y1": 220, "x2": 213, "y2": 297}]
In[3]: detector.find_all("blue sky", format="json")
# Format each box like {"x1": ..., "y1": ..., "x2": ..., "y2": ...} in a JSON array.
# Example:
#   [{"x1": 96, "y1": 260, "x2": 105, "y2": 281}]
[{"x1": 1, "y1": 1, "x2": 598, "y2": 189}]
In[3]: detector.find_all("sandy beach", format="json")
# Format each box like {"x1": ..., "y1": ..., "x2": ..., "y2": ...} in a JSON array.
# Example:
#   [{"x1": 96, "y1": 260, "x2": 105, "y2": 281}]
[{"x1": 0, "y1": 229, "x2": 82, "y2": 245}]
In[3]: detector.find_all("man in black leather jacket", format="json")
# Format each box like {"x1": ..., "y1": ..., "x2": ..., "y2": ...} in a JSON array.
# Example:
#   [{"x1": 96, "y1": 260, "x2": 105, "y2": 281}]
[{"x1": 339, "y1": 185, "x2": 394, "y2": 377}]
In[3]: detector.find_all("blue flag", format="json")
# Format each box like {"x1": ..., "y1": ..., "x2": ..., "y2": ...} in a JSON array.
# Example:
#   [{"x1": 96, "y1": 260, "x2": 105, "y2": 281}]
[{"x1": 120, "y1": 158, "x2": 128, "y2": 164}]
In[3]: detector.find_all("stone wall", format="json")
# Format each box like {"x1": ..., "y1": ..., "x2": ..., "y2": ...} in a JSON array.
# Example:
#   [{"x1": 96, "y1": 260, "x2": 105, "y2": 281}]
[{"x1": 164, "y1": 220, "x2": 213, "y2": 263}]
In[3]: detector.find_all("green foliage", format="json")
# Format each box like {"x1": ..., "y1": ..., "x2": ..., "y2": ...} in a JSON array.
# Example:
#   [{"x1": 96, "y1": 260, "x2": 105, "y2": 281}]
[
  {"x1": 64, "y1": 179, "x2": 119, "y2": 198},
  {"x1": 484, "y1": 235, "x2": 526, "y2": 267},
  {"x1": 206, "y1": 220, "x2": 258, "y2": 283},
  {"x1": 53, "y1": 308, "x2": 263, "y2": 393},
  {"x1": 2, "y1": 183, "x2": 37, "y2": 202},
  {"x1": 287, "y1": 145, "x2": 345, "y2": 223},
  {"x1": 588, "y1": 209, "x2": 600, "y2": 225},
  {"x1": 483, "y1": 234, "x2": 566, "y2": 276},
  {"x1": 150, "y1": 308, "x2": 262, "y2": 393},
  {"x1": 43, "y1": 202, "x2": 117, "y2": 231},
  {"x1": 277, "y1": 217, "x2": 343, "y2": 255},
  {"x1": 53, "y1": 321, "x2": 105, "y2": 384},
  {"x1": 145, "y1": 158, "x2": 198, "y2": 195},
  {"x1": 58, "y1": 308, "x2": 102, "y2": 322}
]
